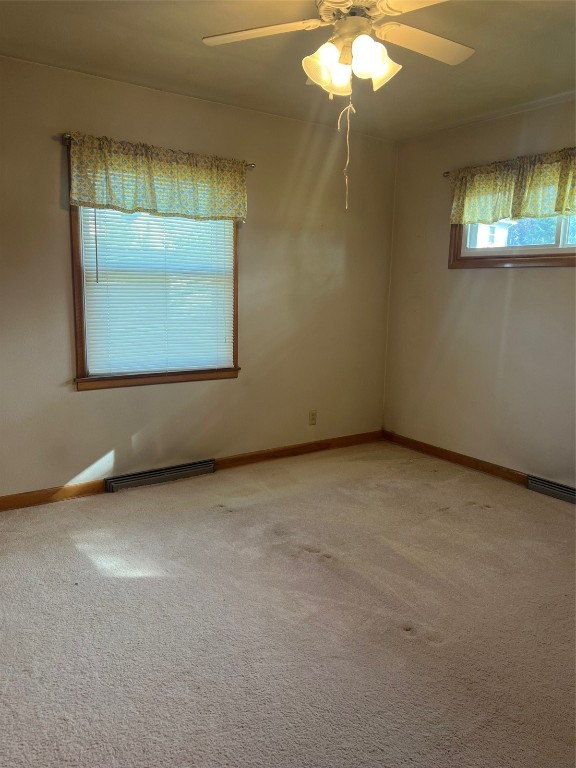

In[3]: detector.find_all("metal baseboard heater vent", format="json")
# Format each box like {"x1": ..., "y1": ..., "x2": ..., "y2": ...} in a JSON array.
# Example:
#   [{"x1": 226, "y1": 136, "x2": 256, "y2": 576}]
[
  {"x1": 105, "y1": 459, "x2": 215, "y2": 492},
  {"x1": 527, "y1": 475, "x2": 575, "y2": 504}
]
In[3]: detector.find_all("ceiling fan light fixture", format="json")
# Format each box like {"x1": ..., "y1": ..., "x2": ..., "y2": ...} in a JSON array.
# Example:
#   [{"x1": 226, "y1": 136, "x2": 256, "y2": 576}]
[{"x1": 304, "y1": 25, "x2": 401, "y2": 96}]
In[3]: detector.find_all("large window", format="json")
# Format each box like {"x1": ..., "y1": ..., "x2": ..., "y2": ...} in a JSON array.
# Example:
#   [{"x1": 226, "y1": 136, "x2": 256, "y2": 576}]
[
  {"x1": 66, "y1": 132, "x2": 247, "y2": 390},
  {"x1": 71, "y1": 207, "x2": 237, "y2": 390},
  {"x1": 448, "y1": 147, "x2": 576, "y2": 269}
]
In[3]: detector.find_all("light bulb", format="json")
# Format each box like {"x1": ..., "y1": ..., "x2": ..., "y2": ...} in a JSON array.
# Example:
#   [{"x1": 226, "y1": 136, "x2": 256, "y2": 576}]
[
  {"x1": 330, "y1": 62, "x2": 352, "y2": 88},
  {"x1": 351, "y1": 35, "x2": 388, "y2": 79},
  {"x1": 320, "y1": 62, "x2": 352, "y2": 96},
  {"x1": 317, "y1": 42, "x2": 340, "y2": 66}
]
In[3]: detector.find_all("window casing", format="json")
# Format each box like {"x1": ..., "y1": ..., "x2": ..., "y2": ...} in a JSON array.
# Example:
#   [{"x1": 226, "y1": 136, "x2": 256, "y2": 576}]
[
  {"x1": 70, "y1": 206, "x2": 239, "y2": 390},
  {"x1": 449, "y1": 214, "x2": 576, "y2": 268}
]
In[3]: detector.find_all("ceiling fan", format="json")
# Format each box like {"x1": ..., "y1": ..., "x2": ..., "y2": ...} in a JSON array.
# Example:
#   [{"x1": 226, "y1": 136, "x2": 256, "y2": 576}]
[{"x1": 203, "y1": 0, "x2": 474, "y2": 96}]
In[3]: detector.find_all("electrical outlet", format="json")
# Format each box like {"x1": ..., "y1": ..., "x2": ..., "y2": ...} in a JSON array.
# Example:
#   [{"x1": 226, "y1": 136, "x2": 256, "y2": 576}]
[{"x1": 308, "y1": 410, "x2": 317, "y2": 426}]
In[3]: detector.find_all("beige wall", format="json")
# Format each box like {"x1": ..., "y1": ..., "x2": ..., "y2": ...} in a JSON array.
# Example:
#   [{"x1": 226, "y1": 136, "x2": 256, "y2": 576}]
[
  {"x1": 0, "y1": 57, "x2": 395, "y2": 496},
  {"x1": 384, "y1": 100, "x2": 576, "y2": 486},
  {"x1": 2, "y1": 56, "x2": 573, "y2": 498}
]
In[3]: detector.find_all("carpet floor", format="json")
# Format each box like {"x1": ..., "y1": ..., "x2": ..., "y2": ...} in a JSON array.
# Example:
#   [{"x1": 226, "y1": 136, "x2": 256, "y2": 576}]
[{"x1": 0, "y1": 442, "x2": 574, "y2": 768}]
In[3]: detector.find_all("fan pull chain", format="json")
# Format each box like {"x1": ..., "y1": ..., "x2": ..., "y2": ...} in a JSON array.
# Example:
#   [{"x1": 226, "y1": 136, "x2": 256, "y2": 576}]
[{"x1": 337, "y1": 95, "x2": 356, "y2": 210}]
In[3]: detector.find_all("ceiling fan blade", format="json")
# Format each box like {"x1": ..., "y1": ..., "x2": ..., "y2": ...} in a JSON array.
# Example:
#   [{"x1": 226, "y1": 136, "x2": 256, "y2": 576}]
[
  {"x1": 203, "y1": 18, "x2": 329, "y2": 46},
  {"x1": 378, "y1": 0, "x2": 449, "y2": 15},
  {"x1": 374, "y1": 22, "x2": 474, "y2": 64}
]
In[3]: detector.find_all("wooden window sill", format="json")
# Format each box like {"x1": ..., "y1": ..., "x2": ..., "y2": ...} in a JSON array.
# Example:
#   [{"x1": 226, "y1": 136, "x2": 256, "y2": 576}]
[
  {"x1": 449, "y1": 252, "x2": 576, "y2": 268},
  {"x1": 75, "y1": 368, "x2": 240, "y2": 391},
  {"x1": 449, "y1": 224, "x2": 576, "y2": 268}
]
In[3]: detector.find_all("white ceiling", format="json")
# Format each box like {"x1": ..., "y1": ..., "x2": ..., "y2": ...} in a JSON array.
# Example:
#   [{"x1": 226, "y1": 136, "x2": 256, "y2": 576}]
[{"x1": 0, "y1": 0, "x2": 574, "y2": 140}]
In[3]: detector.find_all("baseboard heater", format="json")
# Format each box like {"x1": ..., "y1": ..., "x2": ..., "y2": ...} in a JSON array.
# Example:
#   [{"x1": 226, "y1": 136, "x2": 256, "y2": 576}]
[
  {"x1": 527, "y1": 475, "x2": 575, "y2": 504},
  {"x1": 104, "y1": 459, "x2": 215, "y2": 492}
]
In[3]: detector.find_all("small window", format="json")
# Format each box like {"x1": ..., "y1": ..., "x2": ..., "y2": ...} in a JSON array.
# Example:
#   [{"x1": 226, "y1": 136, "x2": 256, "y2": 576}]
[
  {"x1": 450, "y1": 214, "x2": 576, "y2": 268},
  {"x1": 448, "y1": 146, "x2": 576, "y2": 268},
  {"x1": 71, "y1": 207, "x2": 238, "y2": 390}
]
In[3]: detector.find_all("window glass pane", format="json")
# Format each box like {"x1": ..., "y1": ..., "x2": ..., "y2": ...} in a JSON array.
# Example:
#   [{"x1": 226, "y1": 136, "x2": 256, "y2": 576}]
[
  {"x1": 506, "y1": 217, "x2": 557, "y2": 247},
  {"x1": 468, "y1": 217, "x2": 557, "y2": 249},
  {"x1": 567, "y1": 215, "x2": 576, "y2": 246},
  {"x1": 80, "y1": 208, "x2": 234, "y2": 376}
]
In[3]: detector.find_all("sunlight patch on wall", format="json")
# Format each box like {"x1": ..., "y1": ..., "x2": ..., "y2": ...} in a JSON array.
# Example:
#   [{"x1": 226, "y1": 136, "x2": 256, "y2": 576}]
[
  {"x1": 73, "y1": 529, "x2": 166, "y2": 578},
  {"x1": 67, "y1": 450, "x2": 116, "y2": 485}
]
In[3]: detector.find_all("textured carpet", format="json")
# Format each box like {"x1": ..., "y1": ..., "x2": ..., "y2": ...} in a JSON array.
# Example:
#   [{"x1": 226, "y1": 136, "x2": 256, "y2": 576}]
[{"x1": 0, "y1": 442, "x2": 574, "y2": 768}]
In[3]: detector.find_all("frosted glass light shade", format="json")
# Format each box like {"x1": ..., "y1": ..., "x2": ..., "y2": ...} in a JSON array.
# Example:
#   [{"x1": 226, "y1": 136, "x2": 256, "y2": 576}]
[
  {"x1": 302, "y1": 42, "x2": 340, "y2": 87},
  {"x1": 351, "y1": 35, "x2": 387, "y2": 79},
  {"x1": 322, "y1": 62, "x2": 352, "y2": 96},
  {"x1": 372, "y1": 57, "x2": 402, "y2": 91},
  {"x1": 302, "y1": 42, "x2": 352, "y2": 96}
]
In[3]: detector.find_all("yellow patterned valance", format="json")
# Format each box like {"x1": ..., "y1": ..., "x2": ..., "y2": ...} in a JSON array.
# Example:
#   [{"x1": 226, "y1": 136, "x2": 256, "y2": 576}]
[
  {"x1": 68, "y1": 132, "x2": 247, "y2": 222},
  {"x1": 450, "y1": 147, "x2": 576, "y2": 225}
]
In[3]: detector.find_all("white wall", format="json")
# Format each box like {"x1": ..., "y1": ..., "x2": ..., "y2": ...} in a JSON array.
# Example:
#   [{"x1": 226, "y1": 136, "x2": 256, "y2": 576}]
[
  {"x1": 0, "y1": 57, "x2": 395, "y2": 496},
  {"x1": 384, "y1": 100, "x2": 576, "y2": 486}
]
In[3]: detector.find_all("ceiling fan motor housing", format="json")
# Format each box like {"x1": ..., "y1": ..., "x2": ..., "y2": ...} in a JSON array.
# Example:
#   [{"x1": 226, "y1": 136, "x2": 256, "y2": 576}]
[
  {"x1": 332, "y1": 16, "x2": 372, "y2": 41},
  {"x1": 330, "y1": 16, "x2": 372, "y2": 63},
  {"x1": 317, "y1": 0, "x2": 401, "y2": 23}
]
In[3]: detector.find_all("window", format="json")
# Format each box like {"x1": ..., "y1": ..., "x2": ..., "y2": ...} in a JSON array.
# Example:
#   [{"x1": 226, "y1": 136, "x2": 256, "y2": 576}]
[
  {"x1": 450, "y1": 214, "x2": 576, "y2": 268},
  {"x1": 71, "y1": 207, "x2": 237, "y2": 389},
  {"x1": 448, "y1": 147, "x2": 576, "y2": 269},
  {"x1": 66, "y1": 132, "x2": 247, "y2": 390}
]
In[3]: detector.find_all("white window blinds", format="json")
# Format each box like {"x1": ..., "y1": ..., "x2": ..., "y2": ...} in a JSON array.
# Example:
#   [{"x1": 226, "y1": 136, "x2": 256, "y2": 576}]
[{"x1": 79, "y1": 207, "x2": 235, "y2": 376}]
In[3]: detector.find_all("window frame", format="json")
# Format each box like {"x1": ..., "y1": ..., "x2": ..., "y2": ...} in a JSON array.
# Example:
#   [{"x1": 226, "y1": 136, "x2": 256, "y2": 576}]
[
  {"x1": 449, "y1": 217, "x2": 576, "y2": 269},
  {"x1": 69, "y1": 206, "x2": 240, "y2": 391}
]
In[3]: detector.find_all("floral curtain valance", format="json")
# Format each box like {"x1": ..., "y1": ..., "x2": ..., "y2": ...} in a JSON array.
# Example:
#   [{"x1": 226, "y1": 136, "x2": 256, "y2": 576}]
[
  {"x1": 68, "y1": 132, "x2": 247, "y2": 222},
  {"x1": 450, "y1": 146, "x2": 576, "y2": 225}
]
